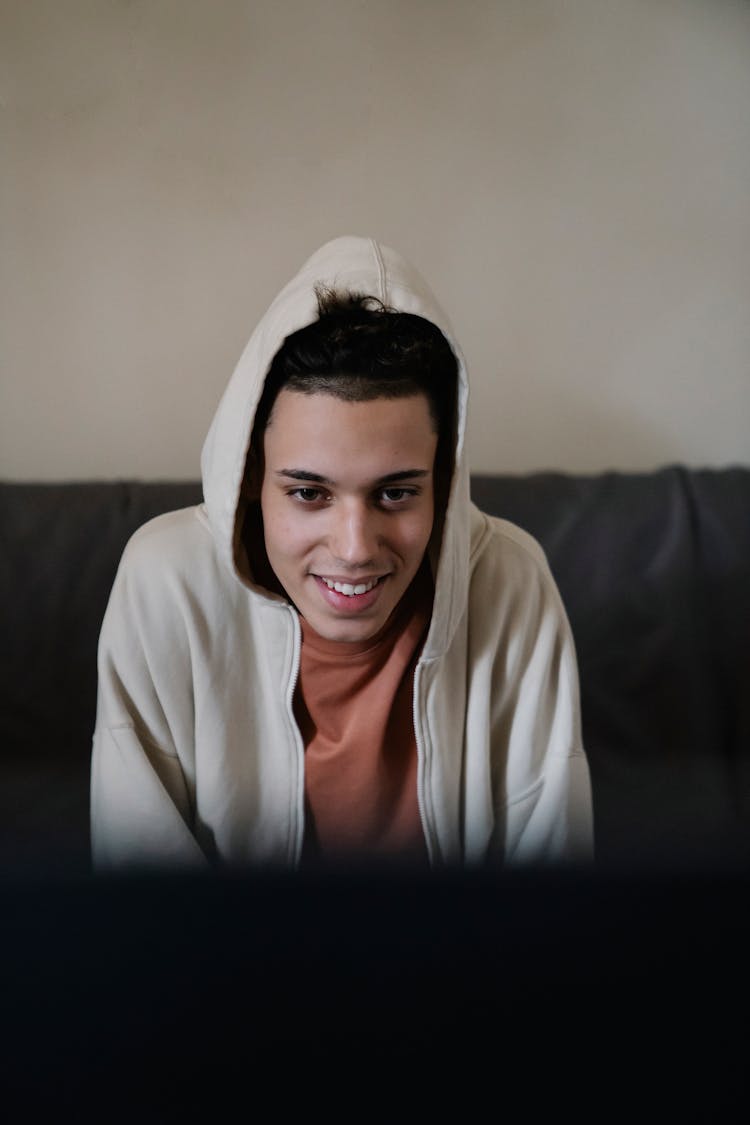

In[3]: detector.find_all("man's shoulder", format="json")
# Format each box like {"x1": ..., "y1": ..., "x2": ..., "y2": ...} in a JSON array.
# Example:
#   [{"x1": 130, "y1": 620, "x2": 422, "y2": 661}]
[
  {"x1": 118, "y1": 504, "x2": 218, "y2": 584},
  {"x1": 469, "y1": 503, "x2": 551, "y2": 578},
  {"x1": 102, "y1": 504, "x2": 239, "y2": 644},
  {"x1": 465, "y1": 504, "x2": 571, "y2": 646}
]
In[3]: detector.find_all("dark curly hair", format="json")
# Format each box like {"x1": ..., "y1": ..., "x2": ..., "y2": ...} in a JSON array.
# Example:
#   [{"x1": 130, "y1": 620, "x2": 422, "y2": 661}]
[{"x1": 248, "y1": 286, "x2": 459, "y2": 500}]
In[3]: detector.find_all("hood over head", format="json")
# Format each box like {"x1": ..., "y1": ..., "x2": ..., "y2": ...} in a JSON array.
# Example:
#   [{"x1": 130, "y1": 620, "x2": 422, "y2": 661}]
[{"x1": 200, "y1": 235, "x2": 471, "y2": 657}]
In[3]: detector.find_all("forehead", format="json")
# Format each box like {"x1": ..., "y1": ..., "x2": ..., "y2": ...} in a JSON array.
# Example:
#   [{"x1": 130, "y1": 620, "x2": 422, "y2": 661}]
[
  {"x1": 262, "y1": 389, "x2": 437, "y2": 472},
  {"x1": 265, "y1": 389, "x2": 435, "y2": 442}
]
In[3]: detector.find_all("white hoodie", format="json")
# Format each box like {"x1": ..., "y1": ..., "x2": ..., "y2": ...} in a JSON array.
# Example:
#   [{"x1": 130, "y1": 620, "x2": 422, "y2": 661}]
[{"x1": 91, "y1": 236, "x2": 593, "y2": 870}]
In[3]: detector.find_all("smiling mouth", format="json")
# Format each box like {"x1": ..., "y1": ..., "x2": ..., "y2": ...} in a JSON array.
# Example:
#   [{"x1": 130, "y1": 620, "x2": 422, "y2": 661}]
[{"x1": 316, "y1": 575, "x2": 386, "y2": 597}]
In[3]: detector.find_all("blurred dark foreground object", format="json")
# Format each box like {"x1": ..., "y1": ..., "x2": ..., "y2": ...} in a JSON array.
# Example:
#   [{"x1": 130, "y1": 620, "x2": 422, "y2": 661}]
[
  {"x1": 0, "y1": 863, "x2": 748, "y2": 1121},
  {"x1": 1, "y1": 466, "x2": 749, "y2": 873}
]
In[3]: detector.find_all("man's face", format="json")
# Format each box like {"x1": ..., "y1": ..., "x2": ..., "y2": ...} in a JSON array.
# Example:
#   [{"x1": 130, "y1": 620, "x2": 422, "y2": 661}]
[{"x1": 260, "y1": 388, "x2": 438, "y2": 643}]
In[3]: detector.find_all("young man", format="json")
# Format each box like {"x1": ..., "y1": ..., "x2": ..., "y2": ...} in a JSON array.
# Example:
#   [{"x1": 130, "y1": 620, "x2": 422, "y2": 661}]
[{"x1": 91, "y1": 236, "x2": 593, "y2": 869}]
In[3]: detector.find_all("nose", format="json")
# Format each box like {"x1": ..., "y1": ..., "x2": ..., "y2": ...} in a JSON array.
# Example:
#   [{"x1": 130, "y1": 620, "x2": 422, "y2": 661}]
[{"x1": 329, "y1": 501, "x2": 381, "y2": 566}]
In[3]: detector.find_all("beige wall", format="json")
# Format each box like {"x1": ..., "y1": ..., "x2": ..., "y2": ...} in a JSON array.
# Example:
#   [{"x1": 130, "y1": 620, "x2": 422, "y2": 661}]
[{"x1": 2, "y1": 0, "x2": 749, "y2": 480}]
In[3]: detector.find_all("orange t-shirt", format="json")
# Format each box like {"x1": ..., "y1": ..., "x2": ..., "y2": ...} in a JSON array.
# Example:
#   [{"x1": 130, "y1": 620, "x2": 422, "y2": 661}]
[{"x1": 294, "y1": 568, "x2": 432, "y2": 867}]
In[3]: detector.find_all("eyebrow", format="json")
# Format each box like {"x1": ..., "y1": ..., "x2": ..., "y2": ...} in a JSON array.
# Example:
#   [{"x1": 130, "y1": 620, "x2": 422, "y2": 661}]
[{"x1": 275, "y1": 468, "x2": 431, "y2": 486}]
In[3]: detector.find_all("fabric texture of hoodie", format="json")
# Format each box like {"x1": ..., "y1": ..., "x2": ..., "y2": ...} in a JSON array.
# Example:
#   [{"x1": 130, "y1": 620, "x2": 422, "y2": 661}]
[{"x1": 90, "y1": 236, "x2": 593, "y2": 870}]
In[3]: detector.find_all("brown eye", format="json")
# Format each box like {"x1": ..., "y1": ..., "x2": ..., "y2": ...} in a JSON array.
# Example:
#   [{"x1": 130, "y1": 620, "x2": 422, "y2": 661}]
[
  {"x1": 380, "y1": 487, "x2": 417, "y2": 505},
  {"x1": 290, "y1": 487, "x2": 327, "y2": 504}
]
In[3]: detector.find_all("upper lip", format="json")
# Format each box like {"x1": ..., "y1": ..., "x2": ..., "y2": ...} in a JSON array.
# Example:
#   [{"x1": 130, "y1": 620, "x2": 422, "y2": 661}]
[{"x1": 313, "y1": 573, "x2": 387, "y2": 583}]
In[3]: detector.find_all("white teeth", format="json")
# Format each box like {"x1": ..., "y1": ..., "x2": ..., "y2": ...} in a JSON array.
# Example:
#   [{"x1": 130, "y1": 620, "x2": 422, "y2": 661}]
[{"x1": 321, "y1": 577, "x2": 379, "y2": 596}]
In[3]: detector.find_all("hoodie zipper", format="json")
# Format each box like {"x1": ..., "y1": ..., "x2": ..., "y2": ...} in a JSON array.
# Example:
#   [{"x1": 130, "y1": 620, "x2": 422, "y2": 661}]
[
  {"x1": 285, "y1": 605, "x2": 306, "y2": 867},
  {"x1": 412, "y1": 660, "x2": 439, "y2": 866}
]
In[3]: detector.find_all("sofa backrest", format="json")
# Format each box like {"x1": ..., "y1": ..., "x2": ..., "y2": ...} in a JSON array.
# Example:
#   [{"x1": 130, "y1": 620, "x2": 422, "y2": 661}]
[
  {"x1": 2, "y1": 467, "x2": 748, "y2": 871},
  {"x1": 473, "y1": 466, "x2": 750, "y2": 866},
  {"x1": 1, "y1": 481, "x2": 202, "y2": 870}
]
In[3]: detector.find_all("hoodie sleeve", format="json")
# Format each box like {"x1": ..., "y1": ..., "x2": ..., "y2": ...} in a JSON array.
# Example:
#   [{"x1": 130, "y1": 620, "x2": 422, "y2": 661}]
[
  {"x1": 90, "y1": 523, "x2": 208, "y2": 871},
  {"x1": 470, "y1": 517, "x2": 594, "y2": 865},
  {"x1": 498, "y1": 583, "x2": 594, "y2": 866}
]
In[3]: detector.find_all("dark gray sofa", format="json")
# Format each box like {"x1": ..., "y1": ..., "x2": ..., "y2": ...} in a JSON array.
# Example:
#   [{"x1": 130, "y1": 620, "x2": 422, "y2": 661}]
[
  {"x1": 2, "y1": 467, "x2": 750, "y2": 1117},
  {"x1": 2, "y1": 466, "x2": 749, "y2": 874}
]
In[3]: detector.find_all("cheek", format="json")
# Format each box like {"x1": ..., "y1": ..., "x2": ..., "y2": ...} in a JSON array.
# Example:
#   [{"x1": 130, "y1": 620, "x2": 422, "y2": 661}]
[
  {"x1": 260, "y1": 497, "x2": 286, "y2": 558},
  {"x1": 264, "y1": 508, "x2": 313, "y2": 564},
  {"x1": 400, "y1": 510, "x2": 434, "y2": 555}
]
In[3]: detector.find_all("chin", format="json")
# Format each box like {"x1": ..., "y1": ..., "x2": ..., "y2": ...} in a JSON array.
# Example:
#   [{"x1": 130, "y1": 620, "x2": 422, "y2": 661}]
[
  {"x1": 319, "y1": 620, "x2": 381, "y2": 643},
  {"x1": 316, "y1": 607, "x2": 390, "y2": 642}
]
